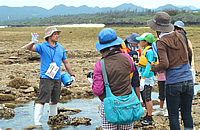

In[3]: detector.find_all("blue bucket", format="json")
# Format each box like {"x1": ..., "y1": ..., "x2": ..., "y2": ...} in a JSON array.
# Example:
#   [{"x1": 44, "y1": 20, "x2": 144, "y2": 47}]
[{"x1": 61, "y1": 72, "x2": 72, "y2": 86}]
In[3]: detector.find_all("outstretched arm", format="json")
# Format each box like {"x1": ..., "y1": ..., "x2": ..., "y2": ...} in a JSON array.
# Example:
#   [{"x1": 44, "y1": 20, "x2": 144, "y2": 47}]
[
  {"x1": 26, "y1": 42, "x2": 36, "y2": 51},
  {"x1": 22, "y1": 33, "x2": 38, "y2": 52}
]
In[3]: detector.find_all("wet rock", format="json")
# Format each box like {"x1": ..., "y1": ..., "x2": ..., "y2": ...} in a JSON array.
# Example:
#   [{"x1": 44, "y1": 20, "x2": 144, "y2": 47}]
[
  {"x1": 27, "y1": 55, "x2": 40, "y2": 61},
  {"x1": 0, "y1": 104, "x2": 15, "y2": 119},
  {"x1": 8, "y1": 75, "x2": 15, "y2": 79},
  {"x1": 4, "y1": 103, "x2": 17, "y2": 109},
  {"x1": 76, "y1": 60, "x2": 85, "y2": 64},
  {"x1": 71, "y1": 83, "x2": 79, "y2": 87},
  {"x1": 78, "y1": 83, "x2": 88, "y2": 87},
  {"x1": 96, "y1": 126, "x2": 102, "y2": 130},
  {"x1": 61, "y1": 87, "x2": 72, "y2": 96},
  {"x1": 70, "y1": 89, "x2": 84, "y2": 95},
  {"x1": 21, "y1": 87, "x2": 34, "y2": 93},
  {"x1": 26, "y1": 92, "x2": 36, "y2": 97},
  {"x1": 47, "y1": 111, "x2": 91, "y2": 127},
  {"x1": 58, "y1": 107, "x2": 82, "y2": 114},
  {"x1": 20, "y1": 86, "x2": 29, "y2": 89},
  {"x1": 22, "y1": 126, "x2": 38, "y2": 129},
  {"x1": 60, "y1": 111, "x2": 78, "y2": 115},
  {"x1": 32, "y1": 85, "x2": 39, "y2": 94},
  {"x1": 71, "y1": 117, "x2": 91, "y2": 126},
  {"x1": 5, "y1": 128, "x2": 12, "y2": 130},
  {"x1": 0, "y1": 94, "x2": 15, "y2": 101},
  {"x1": 0, "y1": 88, "x2": 12, "y2": 94},
  {"x1": 192, "y1": 99, "x2": 199, "y2": 106},
  {"x1": 4, "y1": 89, "x2": 11, "y2": 94},
  {"x1": 8, "y1": 56, "x2": 21, "y2": 59},
  {"x1": 60, "y1": 95, "x2": 72, "y2": 100},
  {"x1": 15, "y1": 97, "x2": 30, "y2": 103},
  {"x1": 197, "y1": 90, "x2": 200, "y2": 96},
  {"x1": 7, "y1": 78, "x2": 31, "y2": 89},
  {"x1": 82, "y1": 87, "x2": 93, "y2": 96},
  {"x1": 47, "y1": 113, "x2": 70, "y2": 126}
]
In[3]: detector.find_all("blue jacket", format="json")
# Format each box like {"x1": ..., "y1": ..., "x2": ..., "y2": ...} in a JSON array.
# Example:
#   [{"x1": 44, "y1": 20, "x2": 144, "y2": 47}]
[{"x1": 140, "y1": 47, "x2": 155, "y2": 78}]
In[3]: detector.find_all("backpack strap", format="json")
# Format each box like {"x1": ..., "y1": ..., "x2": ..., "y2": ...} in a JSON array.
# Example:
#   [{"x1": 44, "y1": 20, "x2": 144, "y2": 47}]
[
  {"x1": 179, "y1": 31, "x2": 188, "y2": 47},
  {"x1": 141, "y1": 46, "x2": 152, "y2": 56},
  {"x1": 179, "y1": 31, "x2": 192, "y2": 65},
  {"x1": 100, "y1": 58, "x2": 113, "y2": 97},
  {"x1": 100, "y1": 59, "x2": 109, "y2": 87}
]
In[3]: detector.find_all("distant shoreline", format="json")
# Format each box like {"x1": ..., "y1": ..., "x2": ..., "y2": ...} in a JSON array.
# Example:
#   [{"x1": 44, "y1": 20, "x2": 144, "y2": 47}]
[{"x1": 6, "y1": 24, "x2": 105, "y2": 28}]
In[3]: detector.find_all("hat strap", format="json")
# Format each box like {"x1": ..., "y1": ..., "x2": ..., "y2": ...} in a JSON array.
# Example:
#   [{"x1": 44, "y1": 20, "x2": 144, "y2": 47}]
[
  {"x1": 100, "y1": 36, "x2": 117, "y2": 44},
  {"x1": 153, "y1": 19, "x2": 171, "y2": 26}
]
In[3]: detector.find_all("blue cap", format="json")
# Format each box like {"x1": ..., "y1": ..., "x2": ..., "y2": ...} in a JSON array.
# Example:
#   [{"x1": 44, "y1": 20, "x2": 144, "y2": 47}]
[
  {"x1": 96, "y1": 28, "x2": 123, "y2": 52},
  {"x1": 125, "y1": 33, "x2": 140, "y2": 44},
  {"x1": 174, "y1": 21, "x2": 186, "y2": 34}
]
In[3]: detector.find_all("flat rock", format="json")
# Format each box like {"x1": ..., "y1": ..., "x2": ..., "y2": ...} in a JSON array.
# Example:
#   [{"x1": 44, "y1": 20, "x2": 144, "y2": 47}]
[
  {"x1": 0, "y1": 94, "x2": 15, "y2": 101},
  {"x1": 8, "y1": 56, "x2": 21, "y2": 59},
  {"x1": 58, "y1": 107, "x2": 82, "y2": 114}
]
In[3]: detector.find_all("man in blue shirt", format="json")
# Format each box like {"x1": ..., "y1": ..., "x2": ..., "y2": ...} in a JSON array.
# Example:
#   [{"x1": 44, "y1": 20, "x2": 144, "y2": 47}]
[{"x1": 26, "y1": 26, "x2": 75, "y2": 126}]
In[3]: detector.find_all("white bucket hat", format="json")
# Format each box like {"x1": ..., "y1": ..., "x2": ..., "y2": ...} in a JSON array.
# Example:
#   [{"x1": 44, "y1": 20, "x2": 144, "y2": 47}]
[
  {"x1": 43, "y1": 26, "x2": 61, "y2": 39},
  {"x1": 174, "y1": 21, "x2": 186, "y2": 34}
]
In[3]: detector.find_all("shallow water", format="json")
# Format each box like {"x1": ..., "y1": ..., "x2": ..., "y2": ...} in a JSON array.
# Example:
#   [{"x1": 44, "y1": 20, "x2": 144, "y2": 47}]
[{"x1": 0, "y1": 85, "x2": 199, "y2": 129}]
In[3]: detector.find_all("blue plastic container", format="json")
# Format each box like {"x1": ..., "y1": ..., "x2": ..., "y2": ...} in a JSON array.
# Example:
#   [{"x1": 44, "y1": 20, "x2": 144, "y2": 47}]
[{"x1": 61, "y1": 72, "x2": 72, "y2": 86}]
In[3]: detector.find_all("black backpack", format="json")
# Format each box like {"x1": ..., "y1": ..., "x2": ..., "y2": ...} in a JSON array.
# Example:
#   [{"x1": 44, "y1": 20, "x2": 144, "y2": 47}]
[{"x1": 179, "y1": 31, "x2": 192, "y2": 65}]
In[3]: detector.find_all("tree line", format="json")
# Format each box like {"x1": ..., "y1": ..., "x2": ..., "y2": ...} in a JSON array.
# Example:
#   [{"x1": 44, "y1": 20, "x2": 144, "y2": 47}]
[{"x1": 1, "y1": 9, "x2": 199, "y2": 26}]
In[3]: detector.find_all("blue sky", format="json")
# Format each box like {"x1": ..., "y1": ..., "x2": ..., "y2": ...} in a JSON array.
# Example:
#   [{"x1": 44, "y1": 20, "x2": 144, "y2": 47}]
[{"x1": 0, "y1": 0, "x2": 200, "y2": 9}]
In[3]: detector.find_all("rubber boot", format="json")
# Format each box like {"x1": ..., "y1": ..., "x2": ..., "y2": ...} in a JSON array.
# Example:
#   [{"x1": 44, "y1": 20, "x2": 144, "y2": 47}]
[
  {"x1": 34, "y1": 104, "x2": 44, "y2": 126},
  {"x1": 49, "y1": 104, "x2": 58, "y2": 116}
]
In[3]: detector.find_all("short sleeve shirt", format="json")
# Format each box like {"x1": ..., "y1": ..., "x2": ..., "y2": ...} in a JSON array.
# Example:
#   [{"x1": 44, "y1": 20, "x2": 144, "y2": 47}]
[{"x1": 35, "y1": 41, "x2": 67, "y2": 79}]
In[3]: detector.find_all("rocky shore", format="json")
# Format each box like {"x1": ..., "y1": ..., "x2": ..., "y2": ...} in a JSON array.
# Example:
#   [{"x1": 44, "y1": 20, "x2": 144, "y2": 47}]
[
  {"x1": 0, "y1": 27, "x2": 200, "y2": 129},
  {"x1": 0, "y1": 50, "x2": 199, "y2": 129}
]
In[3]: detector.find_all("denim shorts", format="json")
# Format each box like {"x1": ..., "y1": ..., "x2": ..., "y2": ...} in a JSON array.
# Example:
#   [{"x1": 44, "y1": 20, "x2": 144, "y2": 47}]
[{"x1": 38, "y1": 78, "x2": 61, "y2": 103}]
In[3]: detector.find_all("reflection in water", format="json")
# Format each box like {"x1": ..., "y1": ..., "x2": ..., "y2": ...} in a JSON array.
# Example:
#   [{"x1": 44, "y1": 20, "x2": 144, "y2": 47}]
[
  {"x1": 0, "y1": 98, "x2": 101, "y2": 129},
  {"x1": 0, "y1": 85, "x2": 199, "y2": 129}
]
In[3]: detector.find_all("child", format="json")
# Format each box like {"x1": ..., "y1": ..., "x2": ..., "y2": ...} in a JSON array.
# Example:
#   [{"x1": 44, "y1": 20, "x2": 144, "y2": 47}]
[
  {"x1": 125, "y1": 33, "x2": 142, "y2": 57},
  {"x1": 152, "y1": 70, "x2": 168, "y2": 116},
  {"x1": 136, "y1": 33, "x2": 157, "y2": 126}
]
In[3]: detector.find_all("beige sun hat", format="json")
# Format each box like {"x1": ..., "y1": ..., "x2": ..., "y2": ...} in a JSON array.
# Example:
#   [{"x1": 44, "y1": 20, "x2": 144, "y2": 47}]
[
  {"x1": 147, "y1": 12, "x2": 174, "y2": 32},
  {"x1": 43, "y1": 26, "x2": 61, "y2": 39}
]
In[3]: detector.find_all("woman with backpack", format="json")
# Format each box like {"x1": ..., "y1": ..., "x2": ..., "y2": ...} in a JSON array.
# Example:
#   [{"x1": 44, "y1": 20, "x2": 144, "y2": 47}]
[{"x1": 92, "y1": 28, "x2": 140, "y2": 129}]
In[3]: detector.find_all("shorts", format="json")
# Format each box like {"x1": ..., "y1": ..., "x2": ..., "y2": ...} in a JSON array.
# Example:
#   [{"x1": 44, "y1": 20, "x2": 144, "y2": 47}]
[
  {"x1": 158, "y1": 81, "x2": 166, "y2": 101},
  {"x1": 38, "y1": 78, "x2": 61, "y2": 103},
  {"x1": 100, "y1": 101, "x2": 134, "y2": 130},
  {"x1": 144, "y1": 85, "x2": 152, "y2": 102}
]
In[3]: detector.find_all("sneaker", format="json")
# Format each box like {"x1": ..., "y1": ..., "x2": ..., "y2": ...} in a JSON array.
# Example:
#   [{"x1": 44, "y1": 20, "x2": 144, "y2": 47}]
[
  {"x1": 140, "y1": 115, "x2": 147, "y2": 121},
  {"x1": 164, "y1": 109, "x2": 168, "y2": 117},
  {"x1": 140, "y1": 112, "x2": 148, "y2": 121},
  {"x1": 152, "y1": 108, "x2": 164, "y2": 116},
  {"x1": 141, "y1": 116, "x2": 153, "y2": 126}
]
